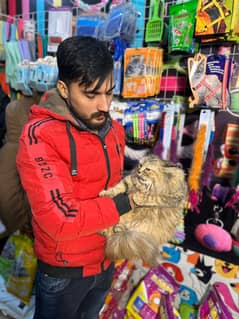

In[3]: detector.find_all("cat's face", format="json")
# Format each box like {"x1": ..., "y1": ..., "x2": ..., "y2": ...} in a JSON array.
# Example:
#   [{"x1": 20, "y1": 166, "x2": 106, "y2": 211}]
[
  {"x1": 188, "y1": 55, "x2": 206, "y2": 83},
  {"x1": 131, "y1": 155, "x2": 185, "y2": 196},
  {"x1": 126, "y1": 55, "x2": 146, "y2": 77}
]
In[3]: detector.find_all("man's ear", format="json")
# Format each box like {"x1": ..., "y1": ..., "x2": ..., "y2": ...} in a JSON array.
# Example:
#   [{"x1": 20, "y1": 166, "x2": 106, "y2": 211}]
[{"x1": 57, "y1": 80, "x2": 69, "y2": 99}]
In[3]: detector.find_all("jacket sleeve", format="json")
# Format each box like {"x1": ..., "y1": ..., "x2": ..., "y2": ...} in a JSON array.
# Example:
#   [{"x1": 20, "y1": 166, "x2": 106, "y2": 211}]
[
  {"x1": 0, "y1": 142, "x2": 31, "y2": 237},
  {"x1": 16, "y1": 126, "x2": 121, "y2": 242},
  {"x1": 0, "y1": 100, "x2": 33, "y2": 238}
]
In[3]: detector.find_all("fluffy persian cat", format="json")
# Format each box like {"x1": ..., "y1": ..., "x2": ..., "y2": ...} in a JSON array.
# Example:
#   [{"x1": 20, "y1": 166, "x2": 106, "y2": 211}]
[{"x1": 100, "y1": 154, "x2": 188, "y2": 266}]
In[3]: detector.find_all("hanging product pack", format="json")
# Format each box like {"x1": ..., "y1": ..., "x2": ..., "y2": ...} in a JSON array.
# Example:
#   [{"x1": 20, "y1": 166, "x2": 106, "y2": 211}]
[
  {"x1": 187, "y1": 53, "x2": 233, "y2": 109},
  {"x1": 168, "y1": 1, "x2": 197, "y2": 54},
  {"x1": 124, "y1": 100, "x2": 163, "y2": 146},
  {"x1": 198, "y1": 283, "x2": 235, "y2": 319}
]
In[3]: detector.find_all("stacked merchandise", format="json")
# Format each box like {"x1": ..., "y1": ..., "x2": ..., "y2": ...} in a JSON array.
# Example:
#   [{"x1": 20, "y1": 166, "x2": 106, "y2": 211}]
[{"x1": 101, "y1": 244, "x2": 239, "y2": 319}]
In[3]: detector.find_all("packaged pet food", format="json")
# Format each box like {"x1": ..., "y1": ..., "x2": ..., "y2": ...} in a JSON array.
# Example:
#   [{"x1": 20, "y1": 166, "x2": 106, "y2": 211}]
[
  {"x1": 126, "y1": 264, "x2": 179, "y2": 319},
  {"x1": 100, "y1": 260, "x2": 149, "y2": 319},
  {"x1": 198, "y1": 284, "x2": 234, "y2": 319},
  {"x1": 156, "y1": 293, "x2": 181, "y2": 319},
  {"x1": 1, "y1": 233, "x2": 37, "y2": 304},
  {"x1": 168, "y1": 1, "x2": 197, "y2": 53}
]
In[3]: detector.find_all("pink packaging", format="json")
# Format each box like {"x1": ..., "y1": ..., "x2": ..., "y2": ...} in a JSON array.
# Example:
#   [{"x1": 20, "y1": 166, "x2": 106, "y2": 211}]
[{"x1": 198, "y1": 284, "x2": 234, "y2": 319}]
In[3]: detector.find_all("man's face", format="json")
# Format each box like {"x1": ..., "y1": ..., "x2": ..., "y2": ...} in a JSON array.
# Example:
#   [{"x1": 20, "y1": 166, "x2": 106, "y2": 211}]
[{"x1": 59, "y1": 74, "x2": 115, "y2": 130}]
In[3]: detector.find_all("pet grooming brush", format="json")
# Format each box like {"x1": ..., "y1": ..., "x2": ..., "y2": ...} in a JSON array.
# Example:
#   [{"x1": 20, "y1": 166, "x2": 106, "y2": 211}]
[{"x1": 145, "y1": 0, "x2": 164, "y2": 43}]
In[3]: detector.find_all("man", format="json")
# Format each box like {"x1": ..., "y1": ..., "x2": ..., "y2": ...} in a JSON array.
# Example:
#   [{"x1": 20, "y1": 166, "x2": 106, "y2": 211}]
[
  {"x1": 16, "y1": 36, "x2": 133, "y2": 319},
  {"x1": 0, "y1": 92, "x2": 40, "y2": 248}
]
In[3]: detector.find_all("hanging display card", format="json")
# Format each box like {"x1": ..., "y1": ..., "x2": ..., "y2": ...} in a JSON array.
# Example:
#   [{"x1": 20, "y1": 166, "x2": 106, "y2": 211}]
[{"x1": 47, "y1": 6, "x2": 72, "y2": 52}]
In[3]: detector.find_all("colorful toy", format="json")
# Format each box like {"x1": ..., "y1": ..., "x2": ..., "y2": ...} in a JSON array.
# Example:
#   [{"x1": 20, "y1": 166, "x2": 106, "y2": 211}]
[{"x1": 195, "y1": 223, "x2": 232, "y2": 252}]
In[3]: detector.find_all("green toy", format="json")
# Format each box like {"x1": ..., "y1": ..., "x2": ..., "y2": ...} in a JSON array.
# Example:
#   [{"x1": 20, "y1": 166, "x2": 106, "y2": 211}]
[{"x1": 145, "y1": 0, "x2": 165, "y2": 43}]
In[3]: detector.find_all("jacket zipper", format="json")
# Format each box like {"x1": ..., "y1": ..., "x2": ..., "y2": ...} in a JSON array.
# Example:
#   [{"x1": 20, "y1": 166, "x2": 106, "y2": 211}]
[
  {"x1": 98, "y1": 137, "x2": 111, "y2": 189},
  {"x1": 66, "y1": 121, "x2": 112, "y2": 187}
]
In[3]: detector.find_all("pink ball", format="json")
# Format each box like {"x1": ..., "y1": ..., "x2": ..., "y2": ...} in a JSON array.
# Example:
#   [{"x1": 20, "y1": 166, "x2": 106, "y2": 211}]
[{"x1": 195, "y1": 224, "x2": 232, "y2": 252}]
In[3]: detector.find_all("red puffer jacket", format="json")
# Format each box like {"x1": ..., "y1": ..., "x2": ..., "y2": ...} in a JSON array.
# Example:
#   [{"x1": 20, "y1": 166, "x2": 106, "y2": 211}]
[{"x1": 16, "y1": 89, "x2": 125, "y2": 277}]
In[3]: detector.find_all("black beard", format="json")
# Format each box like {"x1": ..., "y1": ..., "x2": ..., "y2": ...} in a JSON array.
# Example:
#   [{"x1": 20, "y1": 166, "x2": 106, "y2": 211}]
[
  {"x1": 66, "y1": 99, "x2": 109, "y2": 131},
  {"x1": 79, "y1": 112, "x2": 109, "y2": 131}
]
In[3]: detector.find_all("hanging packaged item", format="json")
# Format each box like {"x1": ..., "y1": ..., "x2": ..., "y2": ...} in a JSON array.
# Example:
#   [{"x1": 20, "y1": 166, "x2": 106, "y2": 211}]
[
  {"x1": 47, "y1": 6, "x2": 72, "y2": 52},
  {"x1": 28, "y1": 56, "x2": 58, "y2": 93},
  {"x1": 75, "y1": 14, "x2": 106, "y2": 39},
  {"x1": 227, "y1": 0, "x2": 239, "y2": 42},
  {"x1": 122, "y1": 47, "x2": 163, "y2": 98},
  {"x1": 198, "y1": 283, "x2": 234, "y2": 319},
  {"x1": 102, "y1": 3, "x2": 138, "y2": 43},
  {"x1": 124, "y1": 99, "x2": 163, "y2": 146},
  {"x1": 112, "y1": 37, "x2": 128, "y2": 95},
  {"x1": 168, "y1": 1, "x2": 198, "y2": 54},
  {"x1": 4, "y1": 41, "x2": 22, "y2": 91},
  {"x1": 130, "y1": 0, "x2": 147, "y2": 48},
  {"x1": 213, "y1": 122, "x2": 239, "y2": 179},
  {"x1": 156, "y1": 293, "x2": 181, "y2": 319},
  {"x1": 187, "y1": 53, "x2": 233, "y2": 109},
  {"x1": 1, "y1": 233, "x2": 37, "y2": 304},
  {"x1": 16, "y1": 60, "x2": 33, "y2": 96},
  {"x1": 21, "y1": 19, "x2": 35, "y2": 42},
  {"x1": 195, "y1": 0, "x2": 233, "y2": 39}
]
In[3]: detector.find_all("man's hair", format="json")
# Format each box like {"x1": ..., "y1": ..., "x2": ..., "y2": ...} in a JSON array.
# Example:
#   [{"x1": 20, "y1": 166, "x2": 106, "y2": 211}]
[{"x1": 56, "y1": 36, "x2": 113, "y2": 90}]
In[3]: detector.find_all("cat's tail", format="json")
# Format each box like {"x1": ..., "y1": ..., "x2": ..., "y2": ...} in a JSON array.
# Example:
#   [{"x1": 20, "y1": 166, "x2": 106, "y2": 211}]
[{"x1": 105, "y1": 230, "x2": 159, "y2": 267}]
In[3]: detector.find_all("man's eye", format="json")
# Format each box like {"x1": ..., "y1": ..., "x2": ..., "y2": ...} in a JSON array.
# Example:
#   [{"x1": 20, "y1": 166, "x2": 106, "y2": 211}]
[{"x1": 85, "y1": 94, "x2": 95, "y2": 99}]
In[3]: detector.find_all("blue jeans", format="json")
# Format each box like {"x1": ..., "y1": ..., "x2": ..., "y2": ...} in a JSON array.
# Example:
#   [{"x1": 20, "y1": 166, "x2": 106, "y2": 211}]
[{"x1": 33, "y1": 263, "x2": 114, "y2": 319}]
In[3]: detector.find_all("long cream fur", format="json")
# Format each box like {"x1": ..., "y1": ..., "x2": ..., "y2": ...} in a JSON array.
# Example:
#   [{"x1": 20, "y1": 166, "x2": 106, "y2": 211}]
[{"x1": 100, "y1": 154, "x2": 188, "y2": 266}]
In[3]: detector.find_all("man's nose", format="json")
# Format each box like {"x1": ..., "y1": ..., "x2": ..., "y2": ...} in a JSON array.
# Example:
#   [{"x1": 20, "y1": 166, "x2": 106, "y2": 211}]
[{"x1": 98, "y1": 95, "x2": 110, "y2": 112}]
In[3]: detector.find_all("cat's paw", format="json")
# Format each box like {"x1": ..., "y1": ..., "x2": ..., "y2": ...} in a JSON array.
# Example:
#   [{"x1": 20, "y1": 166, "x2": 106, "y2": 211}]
[
  {"x1": 98, "y1": 223, "x2": 128, "y2": 237},
  {"x1": 132, "y1": 193, "x2": 151, "y2": 207},
  {"x1": 98, "y1": 227, "x2": 113, "y2": 237},
  {"x1": 100, "y1": 181, "x2": 128, "y2": 197},
  {"x1": 99, "y1": 189, "x2": 113, "y2": 197}
]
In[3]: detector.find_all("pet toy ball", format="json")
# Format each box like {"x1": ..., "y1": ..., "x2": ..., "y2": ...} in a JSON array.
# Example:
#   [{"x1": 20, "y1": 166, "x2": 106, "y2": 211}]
[{"x1": 195, "y1": 224, "x2": 232, "y2": 252}]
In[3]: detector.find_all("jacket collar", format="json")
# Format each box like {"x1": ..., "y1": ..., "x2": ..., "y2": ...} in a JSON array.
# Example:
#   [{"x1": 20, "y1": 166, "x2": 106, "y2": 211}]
[{"x1": 34, "y1": 88, "x2": 112, "y2": 137}]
